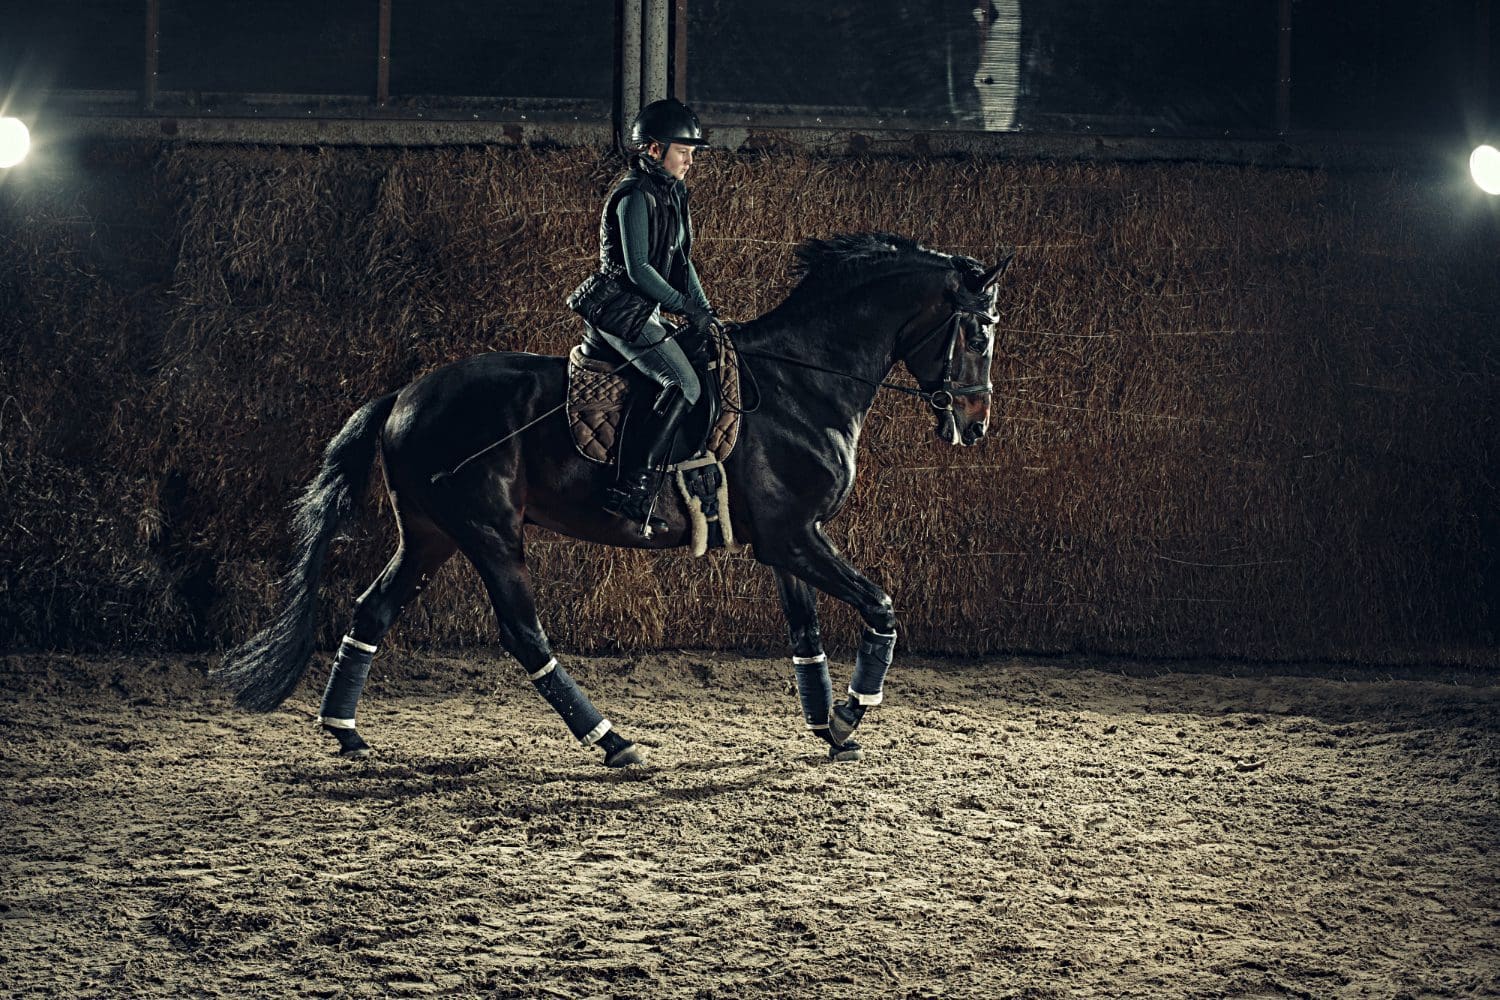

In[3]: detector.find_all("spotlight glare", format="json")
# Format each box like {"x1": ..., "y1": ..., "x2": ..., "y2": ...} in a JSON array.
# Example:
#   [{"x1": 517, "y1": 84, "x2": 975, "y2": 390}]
[
  {"x1": 0, "y1": 117, "x2": 29, "y2": 168},
  {"x1": 1472, "y1": 144, "x2": 1500, "y2": 196}
]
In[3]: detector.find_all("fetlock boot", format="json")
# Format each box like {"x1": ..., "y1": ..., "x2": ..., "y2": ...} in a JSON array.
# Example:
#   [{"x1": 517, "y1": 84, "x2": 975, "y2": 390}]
[{"x1": 604, "y1": 386, "x2": 693, "y2": 531}]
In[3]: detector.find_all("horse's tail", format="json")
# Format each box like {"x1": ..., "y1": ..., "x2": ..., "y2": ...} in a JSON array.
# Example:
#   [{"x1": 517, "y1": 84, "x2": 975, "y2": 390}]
[{"x1": 214, "y1": 392, "x2": 400, "y2": 712}]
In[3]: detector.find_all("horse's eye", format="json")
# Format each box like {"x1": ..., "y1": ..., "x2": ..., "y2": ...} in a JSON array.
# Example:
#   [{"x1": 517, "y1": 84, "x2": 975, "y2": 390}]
[{"x1": 956, "y1": 316, "x2": 990, "y2": 354}]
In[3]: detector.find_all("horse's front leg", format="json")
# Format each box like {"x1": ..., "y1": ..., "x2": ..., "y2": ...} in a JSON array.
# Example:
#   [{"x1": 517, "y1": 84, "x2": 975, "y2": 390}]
[
  {"x1": 772, "y1": 569, "x2": 863, "y2": 762},
  {"x1": 763, "y1": 529, "x2": 899, "y2": 747}
]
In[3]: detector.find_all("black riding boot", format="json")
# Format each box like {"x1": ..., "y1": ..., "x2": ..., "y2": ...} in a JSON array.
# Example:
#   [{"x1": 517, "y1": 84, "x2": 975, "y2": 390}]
[{"x1": 604, "y1": 386, "x2": 693, "y2": 530}]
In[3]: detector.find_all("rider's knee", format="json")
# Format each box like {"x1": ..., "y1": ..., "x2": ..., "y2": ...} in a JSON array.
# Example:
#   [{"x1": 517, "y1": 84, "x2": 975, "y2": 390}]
[{"x1": 656, "y1": 373, "x2": 700, "y2": 407}]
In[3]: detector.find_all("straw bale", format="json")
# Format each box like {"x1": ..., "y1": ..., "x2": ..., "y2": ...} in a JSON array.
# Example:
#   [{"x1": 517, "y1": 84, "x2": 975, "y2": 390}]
[{"x1": 1, "y1": 140, "x2": 1495, "y2": 666}]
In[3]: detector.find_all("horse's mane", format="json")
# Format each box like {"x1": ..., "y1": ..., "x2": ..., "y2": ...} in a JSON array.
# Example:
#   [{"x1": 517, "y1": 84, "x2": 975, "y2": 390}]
[{"x1": 778, "y1": 232, "x2": 990, "y2": 315}]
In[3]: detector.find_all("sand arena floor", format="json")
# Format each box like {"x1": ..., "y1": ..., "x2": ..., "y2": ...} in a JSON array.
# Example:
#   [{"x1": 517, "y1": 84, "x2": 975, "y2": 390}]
[{"x1": 2, "y1": 650, "x2": 1496, "y2": 998}]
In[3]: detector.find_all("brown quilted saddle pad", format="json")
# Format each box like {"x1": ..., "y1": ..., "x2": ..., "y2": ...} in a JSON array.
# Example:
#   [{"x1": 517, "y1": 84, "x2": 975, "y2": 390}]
[{"x1": 567, "y1": 337, "x2": 742, "y2": 465}]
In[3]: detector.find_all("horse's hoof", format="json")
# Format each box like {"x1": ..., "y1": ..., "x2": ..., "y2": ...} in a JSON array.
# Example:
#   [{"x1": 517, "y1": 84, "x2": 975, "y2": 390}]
[
  {"x1": 828, "y1": 707, "x2": 859, "y2": 746},
  {"x1": 828, "y1": 739, "x2": 863, "y2": 763},
  {"x1": 324, "y1": 725, "x2": 371, "y2": 759},
  {"x1": 604, "y1": 742, "x2": 646, "y2": 768}
]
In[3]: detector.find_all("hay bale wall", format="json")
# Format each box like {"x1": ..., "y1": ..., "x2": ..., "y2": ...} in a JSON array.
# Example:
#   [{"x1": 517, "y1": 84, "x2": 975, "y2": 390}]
[{"x1": 2, "y1": 140, "x2": 1495, "y2": 663}]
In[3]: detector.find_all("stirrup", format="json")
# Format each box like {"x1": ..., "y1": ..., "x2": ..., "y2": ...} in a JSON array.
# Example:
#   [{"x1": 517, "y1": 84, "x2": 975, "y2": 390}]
[{"x1": 603, "y1": 474, "x2": 666, "y2": 533}]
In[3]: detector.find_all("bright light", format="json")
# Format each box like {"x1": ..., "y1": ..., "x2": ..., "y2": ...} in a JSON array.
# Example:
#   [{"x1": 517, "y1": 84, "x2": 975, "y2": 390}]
[
  {"x1": 0, "y1": 117, "x2": 29, "y2": 168},
  {"x1": 1472, "y1": 144, "x2": 1500, "y2": 196}
]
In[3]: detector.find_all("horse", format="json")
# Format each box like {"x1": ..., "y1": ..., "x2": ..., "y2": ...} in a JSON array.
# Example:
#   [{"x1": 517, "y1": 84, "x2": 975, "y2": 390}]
[{"x1": 214, "y1": 232, "x2": 1010, "y2": 767}]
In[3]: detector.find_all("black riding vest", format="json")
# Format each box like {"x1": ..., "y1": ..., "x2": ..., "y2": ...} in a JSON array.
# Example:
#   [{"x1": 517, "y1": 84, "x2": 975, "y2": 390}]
[{"x1": 597, "y1": 159, "x2": 694, "y2": 302}]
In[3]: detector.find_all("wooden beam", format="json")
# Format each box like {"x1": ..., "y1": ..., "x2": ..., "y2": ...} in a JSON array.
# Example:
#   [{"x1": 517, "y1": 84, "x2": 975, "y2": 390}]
[
  {"x1": 674, "y1": 0, "x2": 688, "y2": 102},
  {"x1": 377, "y1": 0, "x2": 392, "y2": 107},
  {"x1": 644, "y1": 0, "x2": 668, "y2": 103}
]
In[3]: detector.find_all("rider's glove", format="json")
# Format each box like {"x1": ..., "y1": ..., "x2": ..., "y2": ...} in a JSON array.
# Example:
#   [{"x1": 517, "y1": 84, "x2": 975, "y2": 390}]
[{"x1": 683, "y1": 301, "x2": 716, "y2": 340}]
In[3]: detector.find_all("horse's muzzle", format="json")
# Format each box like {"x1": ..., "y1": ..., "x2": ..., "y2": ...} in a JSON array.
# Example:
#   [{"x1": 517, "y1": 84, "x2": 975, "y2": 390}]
[{"x1": 936, "y1": 399, "x2": 989, "y2": 446}]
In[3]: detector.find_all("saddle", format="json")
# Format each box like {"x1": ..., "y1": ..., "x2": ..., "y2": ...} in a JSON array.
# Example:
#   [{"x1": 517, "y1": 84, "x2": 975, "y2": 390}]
[
  {"x1": 567, "y1": 331, "x2": 744, "y2": 555},
  {"x1": 567, "y1": 334, "x2": 742, "y2": 467}
]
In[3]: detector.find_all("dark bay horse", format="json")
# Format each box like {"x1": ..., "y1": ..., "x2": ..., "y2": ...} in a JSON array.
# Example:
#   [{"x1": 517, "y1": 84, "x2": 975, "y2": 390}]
[{"x1": 215, "y1": 233, "x2": 1009, "y2": 767}]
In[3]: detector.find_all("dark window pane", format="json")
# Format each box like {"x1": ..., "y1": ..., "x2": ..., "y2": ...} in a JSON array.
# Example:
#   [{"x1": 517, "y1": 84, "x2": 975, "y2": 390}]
[
  {"x1": 158, "y1": 0, "x2": 376, "y2": 95},
  {"x1": 390, "y1": 0, "x2": 612, "y2": 108},
  {"x1": 1293, "y1": 0, "x2": 1477, "y2": 135},
  {"x1": 1019, "y1": 1, "x2": 1275, "y2": 133},
  {"x1": 689, "y1": 1, "x2": 991, "y2": 126},
  {"x1": 1, "y1": 2, "x2": 141, "y2": 92},
  {"x1": 688, "y1": 0, "x2": 1276, "y2": 134}
]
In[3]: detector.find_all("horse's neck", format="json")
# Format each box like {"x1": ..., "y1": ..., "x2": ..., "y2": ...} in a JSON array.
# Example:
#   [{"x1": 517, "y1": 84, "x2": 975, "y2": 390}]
[{"x1": 738, "y1": 310, "x2": 898, "y2": 410}]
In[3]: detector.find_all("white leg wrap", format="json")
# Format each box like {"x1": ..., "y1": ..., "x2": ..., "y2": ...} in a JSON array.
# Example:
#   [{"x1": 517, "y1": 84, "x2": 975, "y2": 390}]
[
  {"x1": 848, "y1": 628, "x2": 896, "y2": 705},
  {"x1": 793, "y1": 654, "x2": 834, "y2": 731},
  {"x1": 528, "y1": 657, "x2": 558, "y2": 681},
  {"x1": 580, "y1": 719, "x2": 613, "y2": 746},
  {"x1": 320, "y1": 636, "x2": 377, "y2": 723}
]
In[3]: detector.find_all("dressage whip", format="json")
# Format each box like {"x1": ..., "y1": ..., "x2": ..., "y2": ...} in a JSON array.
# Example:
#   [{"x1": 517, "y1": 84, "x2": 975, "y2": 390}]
[{"x1": 430, "y1": 324, "x2": 722, "y2": 486}]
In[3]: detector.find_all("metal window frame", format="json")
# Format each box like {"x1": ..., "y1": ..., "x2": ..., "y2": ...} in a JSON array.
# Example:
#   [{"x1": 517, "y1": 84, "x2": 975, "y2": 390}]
[{"x1": 26, "y1": 0, "x2": 1489, "y2": 173}]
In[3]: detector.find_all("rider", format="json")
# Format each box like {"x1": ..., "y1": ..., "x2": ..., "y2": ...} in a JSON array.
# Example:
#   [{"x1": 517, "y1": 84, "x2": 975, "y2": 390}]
[{"x1": 572, "y1": 98, "x2": 716, "y2": 527}]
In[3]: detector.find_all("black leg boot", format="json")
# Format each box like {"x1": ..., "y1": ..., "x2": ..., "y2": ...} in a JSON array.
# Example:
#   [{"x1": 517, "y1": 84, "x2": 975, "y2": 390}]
[{"x1": 604, "y1": 386, "x2": 693, "y2": 532}]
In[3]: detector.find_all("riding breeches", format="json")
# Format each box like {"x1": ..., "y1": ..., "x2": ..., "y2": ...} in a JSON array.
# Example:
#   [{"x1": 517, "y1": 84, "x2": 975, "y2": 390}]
[{"x1": 589, "y1": 315, "x2": 702, "y2": 406}]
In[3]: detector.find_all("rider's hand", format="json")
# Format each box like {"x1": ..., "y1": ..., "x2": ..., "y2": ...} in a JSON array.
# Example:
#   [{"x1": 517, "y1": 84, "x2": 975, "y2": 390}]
[
  {"x1": 683, "y1": 331, "x2": 712, "y2": 366},
  {"x1": 683, "y1": 302, "x2": 715, "y2": 340}
]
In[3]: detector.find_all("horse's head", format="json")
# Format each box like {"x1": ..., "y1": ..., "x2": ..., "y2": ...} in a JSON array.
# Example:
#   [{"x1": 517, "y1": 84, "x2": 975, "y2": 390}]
[{"x1": 900, "y1": 251, "x2": 1011, "y2": 447}]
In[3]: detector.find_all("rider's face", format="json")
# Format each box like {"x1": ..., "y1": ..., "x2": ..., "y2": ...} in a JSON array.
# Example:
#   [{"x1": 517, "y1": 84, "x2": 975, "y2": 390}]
[{"x1": 650, "y1": 141, "x2": 694, "y2": 180}]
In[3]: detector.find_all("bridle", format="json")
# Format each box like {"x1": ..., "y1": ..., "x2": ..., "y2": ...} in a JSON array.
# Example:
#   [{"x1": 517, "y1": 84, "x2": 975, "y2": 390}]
[
  {"x1": 905, "y1": 309, "x2": 995, "y2": 412},
  {"x1": 733, "y1": 305, "x2": 995, "y2": 412}
]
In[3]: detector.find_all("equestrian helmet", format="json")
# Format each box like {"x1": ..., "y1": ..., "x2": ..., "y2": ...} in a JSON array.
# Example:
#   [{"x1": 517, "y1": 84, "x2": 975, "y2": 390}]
[{"x1": 630, "y1": 99, "x2": 708, "y2": 148}]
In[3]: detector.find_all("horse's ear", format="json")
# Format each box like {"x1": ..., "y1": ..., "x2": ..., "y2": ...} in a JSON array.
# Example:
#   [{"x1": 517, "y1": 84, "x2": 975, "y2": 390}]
[{"x1": 975, "y1": 250, "x2": 1014, "y2": 292}]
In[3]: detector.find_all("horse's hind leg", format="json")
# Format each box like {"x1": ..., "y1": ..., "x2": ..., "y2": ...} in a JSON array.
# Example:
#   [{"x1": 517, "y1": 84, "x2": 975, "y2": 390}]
[
  {"x1": 773, "y1": 569, "x2": 862, "y2": 762},
  {"x1": 456, "y1": 525, "x2": 643, "y2": 768},
  {"x1": 318, "y1": 520, "x2": 455, "y2": 757}
]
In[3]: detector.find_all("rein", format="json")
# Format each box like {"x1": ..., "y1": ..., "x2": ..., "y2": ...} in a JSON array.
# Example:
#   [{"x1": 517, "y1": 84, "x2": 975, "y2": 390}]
[
  {"x1": 433, "y1": 309, "x2": 990, "y2": 485},
  {"x1": 734, "y1": 346, "x2": 937, "y2": 404},
  {"x1": 736, "y1": 310, "x2": 992, "y2": 412}
]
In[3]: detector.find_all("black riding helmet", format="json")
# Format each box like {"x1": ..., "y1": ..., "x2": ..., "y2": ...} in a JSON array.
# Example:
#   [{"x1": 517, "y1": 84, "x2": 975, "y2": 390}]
[{"x1": 630, "y1": 98, "x2": 708, "y2": 148}]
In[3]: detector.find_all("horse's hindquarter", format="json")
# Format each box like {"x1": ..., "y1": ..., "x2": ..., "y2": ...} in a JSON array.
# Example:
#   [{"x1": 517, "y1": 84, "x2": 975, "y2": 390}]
[
  {"x1": 383, "y1": 353, "x2": 559, "y2": 480},
  {"x1": 380, "y1": 352, "x2": 580, "y2": 525}
]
